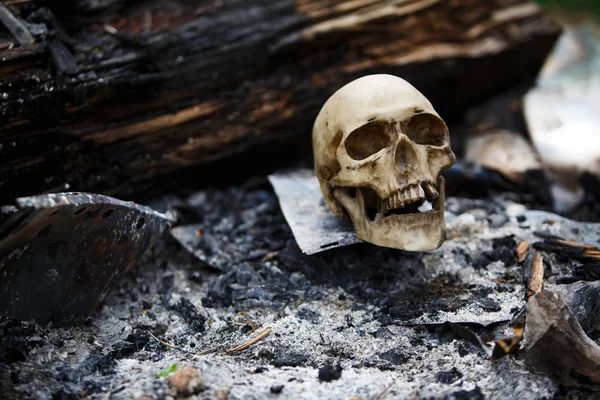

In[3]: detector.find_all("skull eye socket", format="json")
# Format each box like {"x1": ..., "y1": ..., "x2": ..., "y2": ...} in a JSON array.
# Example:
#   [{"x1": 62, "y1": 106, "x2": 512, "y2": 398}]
[
  {"x1": 344, "y1": 121, "x2": 391, "y2": 160},
  {"x1": 405, "y1": 114, "x2": 448, "y2": 147}
]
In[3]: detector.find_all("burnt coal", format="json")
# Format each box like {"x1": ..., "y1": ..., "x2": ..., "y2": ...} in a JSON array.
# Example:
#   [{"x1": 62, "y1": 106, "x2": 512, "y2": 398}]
[
  {"x1": 476, "y1": 298, "x2": 502, "y2": 312},
  {"x1": 388, "y1": 302, "x2": 425, "y2": 321},
  {"x1": 169, "y1": 297, "x2": 206, "y2": 333},
  {"x1": 318, "y1": 363, "x2": 342, "y2": 382},
  {"x1": 457, "y1": 343, "x2": 473, "y2": 357},
  {"x1": 377, "y1": 348, "x2": 409, "y2": 365},
  {"x1": 436, "y1": 367, "x2": 463, "y2": 384},
  {"x1": 158, "y1": 274, "x2": 176, "y2": 294},
  {"x1": 473, "y1": 236, "x2": 516, "y2": 269},
  {"x1": 202, "y1": 271, "x2": 236, "y2": 308},
  {"x1": 558, "y1": 265, "x2": 600, "y2": 283},
  {"x1": 447, "y1": 387, "x2": 485, "y2": 400},
  {"x1": 272, "y1": 353, "x2": 309, "y2": 368},
  {"x1": 0, "y1": 336, "x2": 30, "y2": 363},
  {"x1": 558, "y1": 281, "x2": 600, "y2": 341},
  {"x1": 0, "y1": 319, "x2": 40, "y2": 362},
  {"x1": 270, "y1": 384, "x2": 284, "y2": 394},
  {"x1": 297, "y1": 309, "x2": 321, "y2": 324}
]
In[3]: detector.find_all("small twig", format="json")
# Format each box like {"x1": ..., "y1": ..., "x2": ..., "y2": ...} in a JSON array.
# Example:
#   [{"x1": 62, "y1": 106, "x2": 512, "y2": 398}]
[
  {"x1": 147, "y1": 330, "x2": 180, "y2": 350},
  {"x1": 226, "y1": 328, "x2": 272, "y2": 354},
  {"x1": 185, "y1": 348, "x2": 216, "y2": 360},
  {"x1": 527, "y1": 251, "x2": 544, "y2": 300},
  {"x1": 374, "y1": 382, "x2": 394, "y2": 400}
]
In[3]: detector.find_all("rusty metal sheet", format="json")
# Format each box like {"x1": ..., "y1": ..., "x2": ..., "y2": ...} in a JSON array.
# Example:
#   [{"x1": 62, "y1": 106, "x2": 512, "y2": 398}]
[{"x1": 0, "y1": 192, "x2": 175, "y2": 326}]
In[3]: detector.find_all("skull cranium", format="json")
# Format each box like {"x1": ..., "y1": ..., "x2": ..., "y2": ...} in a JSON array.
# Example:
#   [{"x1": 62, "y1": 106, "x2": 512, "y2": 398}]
[{"x1": 312, "y1": 74, "x2": 456, "y2": 251}]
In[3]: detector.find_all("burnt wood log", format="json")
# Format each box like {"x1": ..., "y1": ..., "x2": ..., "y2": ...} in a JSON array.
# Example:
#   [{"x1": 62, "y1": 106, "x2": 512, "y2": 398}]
[{"x1": 0, "y1": 0, "x2": 560, "y2": 203}]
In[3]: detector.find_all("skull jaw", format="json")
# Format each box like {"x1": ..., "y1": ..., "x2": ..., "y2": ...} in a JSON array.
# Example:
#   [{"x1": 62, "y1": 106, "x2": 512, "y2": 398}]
[
  {"x1": 333, "y1": 177, "x2": 447, "y2": 251},
  {"x1": 362, "y1": 211, "x2": 446, "y2": 251}
]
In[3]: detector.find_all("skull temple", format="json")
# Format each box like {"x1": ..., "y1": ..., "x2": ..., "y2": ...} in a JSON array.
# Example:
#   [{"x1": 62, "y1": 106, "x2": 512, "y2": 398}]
[{"x1": 312, "y1": 74, "x2": 456, "y2": 251}]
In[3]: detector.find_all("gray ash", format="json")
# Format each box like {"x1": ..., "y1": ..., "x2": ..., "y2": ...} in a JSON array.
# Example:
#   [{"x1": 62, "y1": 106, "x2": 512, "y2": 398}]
[{"x1": 3, "y1": 182, "x2": 598, "y2": 399}]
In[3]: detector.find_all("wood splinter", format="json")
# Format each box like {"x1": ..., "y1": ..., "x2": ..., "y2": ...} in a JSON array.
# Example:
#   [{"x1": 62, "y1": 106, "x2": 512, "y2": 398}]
[
  {"x1": 528, "y1": 250, "x2": 544, "y2": 300},
  {"x1": 148, "y1": 330, "x2": 181, "y2": 350},
  {"x1": 516, "y1": 241, "x2": 531, "y2": 263}
]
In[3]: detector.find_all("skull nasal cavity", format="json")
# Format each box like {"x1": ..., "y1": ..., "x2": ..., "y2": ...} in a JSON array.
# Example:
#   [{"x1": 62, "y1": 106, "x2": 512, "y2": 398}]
[
  {"x1": 395, "y1": 137, "x2": 419, "y2": 168},
  {"x1": 344, "y1": 121, "x2": 391, "y2": 160}
]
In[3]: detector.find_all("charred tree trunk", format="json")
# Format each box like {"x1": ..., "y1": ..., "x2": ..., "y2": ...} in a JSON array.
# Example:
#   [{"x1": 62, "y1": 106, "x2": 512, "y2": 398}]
[{"x1": 0, "y1": 0, "x2": 560, "y2": 203}]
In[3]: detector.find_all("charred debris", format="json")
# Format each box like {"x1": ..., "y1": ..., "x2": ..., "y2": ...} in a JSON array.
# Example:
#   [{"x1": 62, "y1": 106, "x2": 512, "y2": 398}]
[{"x1": 1, "y1": 1, "x2": 600, "y2": 399}]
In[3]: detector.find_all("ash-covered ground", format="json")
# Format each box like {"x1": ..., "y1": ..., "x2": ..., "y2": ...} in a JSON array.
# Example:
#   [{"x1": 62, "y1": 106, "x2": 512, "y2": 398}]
[{"x1": 2, "y1": 178, "x2": 600, "y2": 400}]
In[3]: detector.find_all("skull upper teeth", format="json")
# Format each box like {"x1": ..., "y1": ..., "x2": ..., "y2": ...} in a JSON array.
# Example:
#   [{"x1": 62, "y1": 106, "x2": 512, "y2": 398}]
[
  {"x1": 378, "y1": 183, "x2": 435, "y2": 213},
  {"x1": 422, "y1": 182, "x2": 439, "y2": 200}
]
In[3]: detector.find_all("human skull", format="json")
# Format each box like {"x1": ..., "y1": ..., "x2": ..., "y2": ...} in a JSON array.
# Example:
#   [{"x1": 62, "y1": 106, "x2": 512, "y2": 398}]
[{"x1": 312, "y1": 74, "x2": 456, "y2": 251}]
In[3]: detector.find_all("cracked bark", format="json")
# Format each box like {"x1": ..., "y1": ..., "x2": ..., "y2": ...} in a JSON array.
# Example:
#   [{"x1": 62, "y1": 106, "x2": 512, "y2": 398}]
[{"x1": 0, "y1": 0, "x2": 560, "y2": 203}]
